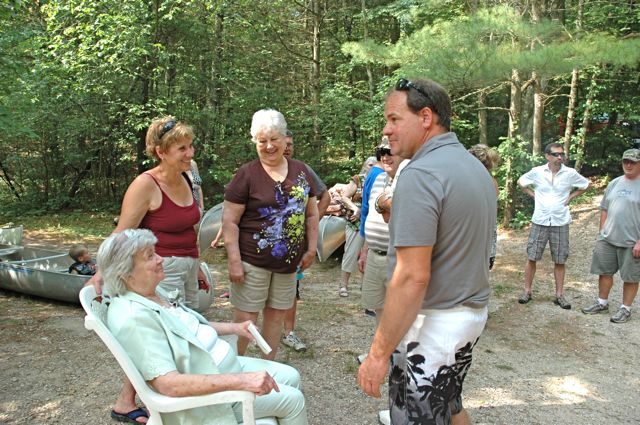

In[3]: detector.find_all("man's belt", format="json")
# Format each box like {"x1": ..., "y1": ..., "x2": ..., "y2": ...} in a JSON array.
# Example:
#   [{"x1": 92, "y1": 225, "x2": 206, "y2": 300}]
[{"x1": 370, "y1": 249, "x2": 387, "y2": 256}]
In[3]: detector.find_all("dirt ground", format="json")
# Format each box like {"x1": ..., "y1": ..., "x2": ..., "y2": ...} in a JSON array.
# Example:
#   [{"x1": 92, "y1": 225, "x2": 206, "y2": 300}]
[{"x1": 1, "y1": 197, "x2": 639, "y2": 425}]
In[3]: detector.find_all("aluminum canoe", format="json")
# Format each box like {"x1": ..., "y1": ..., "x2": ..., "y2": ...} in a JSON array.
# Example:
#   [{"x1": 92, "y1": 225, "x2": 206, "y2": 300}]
[
  {"x1": 316, "y1": 215, "x2": 347, "y2": 262},
  {"x1": 0, "y1": 224, "x2": 23, "y2": 246},
  {"x1": 197, "y1": 202, "x2": 224, "y2": 254},
  {"x1": 0, "y1": 243, "x2": 214, "y2": 311}
]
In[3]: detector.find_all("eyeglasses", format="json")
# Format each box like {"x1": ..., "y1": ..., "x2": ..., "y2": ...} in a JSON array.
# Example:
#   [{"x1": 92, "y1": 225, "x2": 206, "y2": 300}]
[
  {"x1": 548, "y1": 152, "x2": 565, "y2": 158},
  {"x1": 376, "y1": 148, "x2": 392, "y2": 157},
  {"x1": 159, "y1": 120, "x2": 176, "y2": 139}
]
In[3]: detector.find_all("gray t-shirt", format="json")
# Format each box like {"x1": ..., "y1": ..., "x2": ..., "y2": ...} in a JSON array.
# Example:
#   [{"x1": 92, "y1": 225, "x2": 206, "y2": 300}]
[
  {"x1": 598, "y1": 176, "x2": 640, "y2": 247},
  {"x1": 306, "y1": 165, "x2": 327, "y2": 195},
  {"x1": 388, "y1": 132, "x2": 497, "y2": 310}
]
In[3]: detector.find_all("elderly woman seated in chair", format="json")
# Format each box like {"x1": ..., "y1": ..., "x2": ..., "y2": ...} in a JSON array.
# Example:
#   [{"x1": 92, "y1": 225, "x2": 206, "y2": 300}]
[{"x1": 98, "y1": 229, "x2": 308, "y2": 425}]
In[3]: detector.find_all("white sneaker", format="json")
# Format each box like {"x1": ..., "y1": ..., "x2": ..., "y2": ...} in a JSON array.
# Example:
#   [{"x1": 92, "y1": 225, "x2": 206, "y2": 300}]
[
  {"x1": 378, "y1": 410, "x2": 390, "y2": 425},
  {"x1": 281, "y1": 331, "x2": 307, "y2": 352}
]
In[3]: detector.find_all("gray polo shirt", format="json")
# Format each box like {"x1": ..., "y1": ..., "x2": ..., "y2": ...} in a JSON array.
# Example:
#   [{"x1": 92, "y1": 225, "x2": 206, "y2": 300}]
[{"x1": 388, "y1": 132, "x2": 497, "y2": 310}]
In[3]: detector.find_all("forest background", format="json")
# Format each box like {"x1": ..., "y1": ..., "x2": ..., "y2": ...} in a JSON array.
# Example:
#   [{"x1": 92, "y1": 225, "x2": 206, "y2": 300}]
[{"x1": 1, "y1": 0, "x2": 639, "y2": 227}]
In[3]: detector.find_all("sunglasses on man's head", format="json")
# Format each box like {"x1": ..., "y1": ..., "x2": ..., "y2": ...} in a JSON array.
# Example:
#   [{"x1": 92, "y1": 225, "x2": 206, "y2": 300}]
[
  {"x1": 376, "y1": 148, "x2": 392, "y2": 157},
  {"x1": 548, "y1": 152, "x2": 565, "y2": 158},
  {"x1": 396, "y1": 78, "x2": 439, "y2": 117},
  {"x1": 396, "y1": 78, "x2": 433, "y2": 102}
]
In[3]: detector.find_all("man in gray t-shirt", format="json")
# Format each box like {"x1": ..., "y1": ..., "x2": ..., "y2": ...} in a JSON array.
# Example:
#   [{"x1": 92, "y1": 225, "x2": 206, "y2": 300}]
[
  {"x1": 357, "y1": 78, "x2": 496, "y2": 425},
  {"x1": 582, "y1": 149, "x2": 640, "y2": 323}
]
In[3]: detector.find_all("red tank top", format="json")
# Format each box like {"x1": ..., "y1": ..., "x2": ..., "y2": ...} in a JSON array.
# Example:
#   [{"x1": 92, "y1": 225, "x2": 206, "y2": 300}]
[{"x1": 139, "y1": 173, "x2": 200, "y2": 258}]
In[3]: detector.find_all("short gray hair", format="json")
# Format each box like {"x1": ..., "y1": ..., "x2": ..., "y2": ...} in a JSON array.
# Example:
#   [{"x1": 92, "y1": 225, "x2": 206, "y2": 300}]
[
  {"x1": 97, "y1": 229, "x2": 158, "y2": 297},
  {"x1": 360, "y1": 156, "x2": 377, "y2": 175},
  {"x1": 250, "y1": 109, "x2": 287, "y2": 141}
]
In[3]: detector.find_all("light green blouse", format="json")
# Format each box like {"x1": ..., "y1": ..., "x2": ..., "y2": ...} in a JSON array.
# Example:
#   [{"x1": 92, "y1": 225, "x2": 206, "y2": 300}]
[{"x1": 107, "y1": 290, "x2": 238, "y2": 425}]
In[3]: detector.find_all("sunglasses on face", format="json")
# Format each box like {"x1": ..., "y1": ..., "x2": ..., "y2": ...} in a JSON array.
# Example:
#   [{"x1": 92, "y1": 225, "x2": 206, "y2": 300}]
[
  {"x1": 548, "y1": 152, "x2": 565, "y2": 158},
  {"x1": 623, "y1": 159, "x2": 638, "y2": 165}
]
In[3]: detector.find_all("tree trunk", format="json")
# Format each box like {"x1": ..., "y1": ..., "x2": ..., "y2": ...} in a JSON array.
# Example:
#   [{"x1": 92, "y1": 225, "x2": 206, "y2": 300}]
[
  {"x1": 361, "y1": 0, "x2": 374, "y2": 100},
  {"x1": 532, "y1": 72, "x2": 543, "y2": 155},
  {"x1": 310, "y1": 0, "x2": 321, "y2": 151},
  {"x1": 508, "y1": 70, "x2": 522, "y2": 139},
  {"x1": 503, "y1": 69, "x2": 522, "y2": 227},
  {"x1": 0, "y1": 158, "x2": 21, "y2": 200},
  {"x1": 61, "y1": 149, "x2": 98, "y2": 208},
  {"x1": 478, "y1": 90, "x2": 488, "y2": 146},
  {"x1": 530, "y1": 1, "x2": 542, "y2": 154},
  {"x1": 575, "y1": 71, "x2": 597, "y2": 173},
  {"x1": 563, "y1": 68, "x2": 579, "y2": 157}
]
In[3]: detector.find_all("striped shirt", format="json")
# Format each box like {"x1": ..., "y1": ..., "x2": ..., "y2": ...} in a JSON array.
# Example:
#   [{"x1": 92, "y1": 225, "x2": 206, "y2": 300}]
[{"x1": 364, "y1": 172, "x2": 391, "y2": 252}]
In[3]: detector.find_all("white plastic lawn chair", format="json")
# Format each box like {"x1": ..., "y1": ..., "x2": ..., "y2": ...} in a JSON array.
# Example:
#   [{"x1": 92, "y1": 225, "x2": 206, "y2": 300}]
[{"x1": 79, "y1": 286, "x2": 277, "y2": 425}]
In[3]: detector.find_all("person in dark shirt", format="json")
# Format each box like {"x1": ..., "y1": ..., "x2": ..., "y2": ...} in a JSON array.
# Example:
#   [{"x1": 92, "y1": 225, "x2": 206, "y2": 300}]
[{"x1": 68, "y1": 244, "x2": 97, "y2": 276}]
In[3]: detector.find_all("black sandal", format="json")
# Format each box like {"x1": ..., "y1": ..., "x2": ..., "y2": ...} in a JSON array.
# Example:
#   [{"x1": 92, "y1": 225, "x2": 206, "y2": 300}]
[{"x1": 111, "y1": 407, "x2": 149, "y2": 423}]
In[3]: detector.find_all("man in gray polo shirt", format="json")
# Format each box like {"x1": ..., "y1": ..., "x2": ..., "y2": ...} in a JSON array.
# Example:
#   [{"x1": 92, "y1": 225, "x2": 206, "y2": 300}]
[{"x1": 357, "y1": 78, "x2": 496, "y2": 425}]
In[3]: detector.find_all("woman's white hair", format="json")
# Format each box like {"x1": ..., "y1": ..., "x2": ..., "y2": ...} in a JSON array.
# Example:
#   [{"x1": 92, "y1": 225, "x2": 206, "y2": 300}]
[
  {"x1": 360, "y1": 156, "x2": 377, "y2": 175},
  {"x1": 250, "y1": 109, "x2": 287, "y2": 141},
  {"x1": 97, "y1": 229, "x2": 158, "y2": 297}
]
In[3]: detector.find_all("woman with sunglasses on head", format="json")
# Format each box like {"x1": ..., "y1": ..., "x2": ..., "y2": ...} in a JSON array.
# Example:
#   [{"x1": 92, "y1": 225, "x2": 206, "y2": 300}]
[
  {"x1": 222, "y1": 109, "x2": 319, "y2": 361},
  {"x1": 86, "y1": 116, "x2": 205, "y2": 424}
]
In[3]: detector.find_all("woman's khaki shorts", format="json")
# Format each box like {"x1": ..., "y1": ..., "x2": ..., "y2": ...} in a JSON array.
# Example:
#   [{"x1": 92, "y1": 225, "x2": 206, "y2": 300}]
[
  {"x1": 230, "y1": 261, "x2": 296, "y2": 312},
  {"x1": 160, "y1": 256, "x2": 200, "y2": 310}
]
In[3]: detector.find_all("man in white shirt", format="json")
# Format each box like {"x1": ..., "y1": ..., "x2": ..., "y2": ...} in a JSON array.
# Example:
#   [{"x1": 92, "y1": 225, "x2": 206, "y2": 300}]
[{"x1": 518, "y1": 142, "x2": 590, "y2": 309}]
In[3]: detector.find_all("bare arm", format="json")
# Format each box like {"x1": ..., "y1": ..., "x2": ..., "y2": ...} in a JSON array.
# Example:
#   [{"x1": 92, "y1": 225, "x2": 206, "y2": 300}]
[
  {"x1": 517, "y1": 176, "x2": 535, "y2": 199},
  {"x1": 358, "y1": 241, "x2": 369, "y2": 273},
  {"x1": 197, "y1": 187, "x2": 205, "y2": 211},
  {"x1": 85, "y1": 175, "x2": 155, "y2": 293},
  {"x1": 222, "y1": 201, "x2": 246, "y2": 284},
  {"x1": 151, "y1": 370, "x2": 279, "y2": 398},
  {"x1": 210, "y1": 226, "x2": 224, "y2": 248},
  {"x1": 299, "y1": 196, "x2": 319, "y2": 271},
  {"x1": 566, "y1": 183, "x2": 590, "y2": 205},
  {"x1": 599, "y1": 210, "x2": 608, "y2": 231},
  {"x1": 358, "y1": 245, "x2": 432, "y2": 398},
  {"x1": 520, "y1": 185, "x2": 535, "y2": 199},
  {"x1": 209, "y1": 320, "x2": 253, "y2": 340},
  {"x1": 316, "y1": 190, "x2": 331, "y2": 217}
]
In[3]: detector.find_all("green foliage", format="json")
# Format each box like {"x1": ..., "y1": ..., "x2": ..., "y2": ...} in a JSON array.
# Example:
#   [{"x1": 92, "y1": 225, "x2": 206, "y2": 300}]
[
  {"x1": 0, "y1": 0, "x2": 638, "y2": 222},
  {"x1": 495, "y1": 136, "x2": 538, "y2": 227}
]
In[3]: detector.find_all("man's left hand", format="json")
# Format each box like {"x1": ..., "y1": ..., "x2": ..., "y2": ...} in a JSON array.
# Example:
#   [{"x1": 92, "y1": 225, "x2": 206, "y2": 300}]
[
  {"x1": 633, "y1": 240, "x2": 640, "y2": 258},
  {"x1": 357, "y1": 352, "x2": 388, "y2": 398}
]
